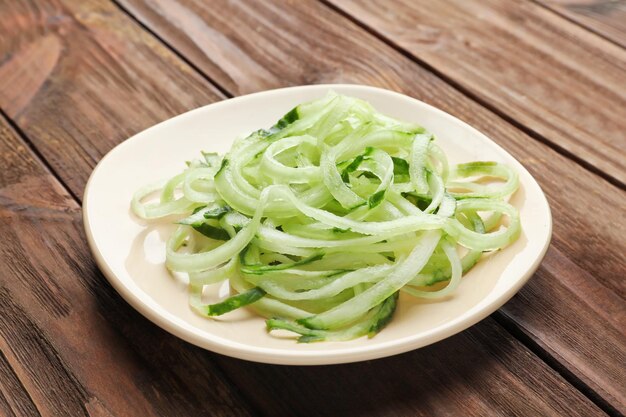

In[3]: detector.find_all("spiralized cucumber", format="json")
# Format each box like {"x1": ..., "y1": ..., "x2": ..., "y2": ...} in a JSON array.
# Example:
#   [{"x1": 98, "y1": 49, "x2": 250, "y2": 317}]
[{"x1": 132, "y1": 92, "x2": 521, "y2": 342}]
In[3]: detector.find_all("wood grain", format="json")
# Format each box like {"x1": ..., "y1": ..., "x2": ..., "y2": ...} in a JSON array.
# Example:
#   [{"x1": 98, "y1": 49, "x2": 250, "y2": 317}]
[
  {"x1": 0, "y1": 118, "x2": 255, "y2": 416},
  {"x1": 0, "y1": 351, "x2": 40, "y2": 417},
  {"x1": 537, "y1": 0, "x2": 626, "y2": 47},
  {"x1": 0, "y1": 0, "x2": 624, "y2": 414},
  {"x1": 329, "y1": 0, "x2": 626, "y2": 187},
  {"x1": 0, "y1": 0, "x2": 223, "y2": 198},
  {"x1": 217, "y1": 319, "x2": 607, "y2": 417},
  {"x1": 75, "y1": 0, "x2": 626, "y2": 412}
]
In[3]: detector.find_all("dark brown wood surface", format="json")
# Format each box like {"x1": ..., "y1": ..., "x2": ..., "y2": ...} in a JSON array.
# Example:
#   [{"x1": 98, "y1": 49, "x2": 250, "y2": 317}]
[
  {"x1": 537, "y1": 0, "x2": 626, "y2": 47},
  {"x1": 0, "y1": 0, "x2": 624, "y2": 416},
  {"x1": 0, "y1": 115, "x2": 255, "y2": 416},
  {"x1": 329, "y1": 0, "x2": 626, "y2": 188},
  {"x1": 0, "y1": 0, "x2": 222, "y2": 198}
]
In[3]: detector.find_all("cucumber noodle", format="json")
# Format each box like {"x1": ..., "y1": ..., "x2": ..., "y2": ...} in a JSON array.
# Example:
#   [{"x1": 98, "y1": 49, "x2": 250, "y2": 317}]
[{"x1": 131, "y1": 92, "x2": 520, "y2": 342}]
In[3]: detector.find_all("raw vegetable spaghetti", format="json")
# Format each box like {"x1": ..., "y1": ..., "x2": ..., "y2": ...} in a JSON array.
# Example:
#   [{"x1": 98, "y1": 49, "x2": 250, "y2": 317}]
[{"x1": 132, "y1": 92, "x2": 520, "y2": 342}]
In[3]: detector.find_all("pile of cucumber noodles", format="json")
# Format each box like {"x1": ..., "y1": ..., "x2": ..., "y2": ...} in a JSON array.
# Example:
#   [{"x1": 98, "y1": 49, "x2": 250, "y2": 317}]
[{"x1": 132, "y1": 92, "x2": 520, "y2": 343}]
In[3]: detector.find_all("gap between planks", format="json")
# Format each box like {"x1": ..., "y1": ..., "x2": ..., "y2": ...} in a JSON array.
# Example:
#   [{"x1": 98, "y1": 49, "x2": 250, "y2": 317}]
[
  {"x1": 111, "y1": 0, "x2": 233, "y2": 100},
  {"x1": 318, "y1": 0, "x2": 626, "y2": 192},
  {"x1": 2, "y1": 1, "x2": 620, "y2": 415},
  {"x1": 0, "y1": 108, "x2": 82, "y2": 203},
  {"x1": 529, "y1": 0, "x2": 626, "y2": 50},
  {"x1": 492, "y1": 313, "x2": 622, "y2": 417}
]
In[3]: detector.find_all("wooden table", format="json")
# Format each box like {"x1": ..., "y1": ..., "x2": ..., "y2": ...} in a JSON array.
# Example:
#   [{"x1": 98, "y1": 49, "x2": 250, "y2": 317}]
[{"x1": 0, "y1": 1, "x2": 624, "y2": 416}]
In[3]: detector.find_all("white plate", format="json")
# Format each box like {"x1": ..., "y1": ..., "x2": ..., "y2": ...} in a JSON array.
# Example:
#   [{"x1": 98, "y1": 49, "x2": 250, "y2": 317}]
[{"x1": 83, "y1": 85, "x2": 551, "y2": 365}]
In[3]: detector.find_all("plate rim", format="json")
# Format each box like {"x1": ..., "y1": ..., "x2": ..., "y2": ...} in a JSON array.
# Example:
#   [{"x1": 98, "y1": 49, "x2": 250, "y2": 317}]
[{"x1": 83, "y1": 84, "x2": 552, "y2": 365}]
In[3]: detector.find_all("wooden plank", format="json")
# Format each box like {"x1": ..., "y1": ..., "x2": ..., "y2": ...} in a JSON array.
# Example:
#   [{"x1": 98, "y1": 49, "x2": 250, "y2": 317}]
[
  {"x1": 0, "y1": 119, "x2": 255, "y2": 415},
  {"x1": 0, "y1": 0, "x2": 622, "y2": 414},
  {"x1": 328, "y1": 0, "x2": 626, "y2": 187},
  {"x1": 536, "y1": 0, "x2": 626, "y2": 47},
  {"x1": 83, "y1": 0, "x2": 626, "y2": 412}
]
